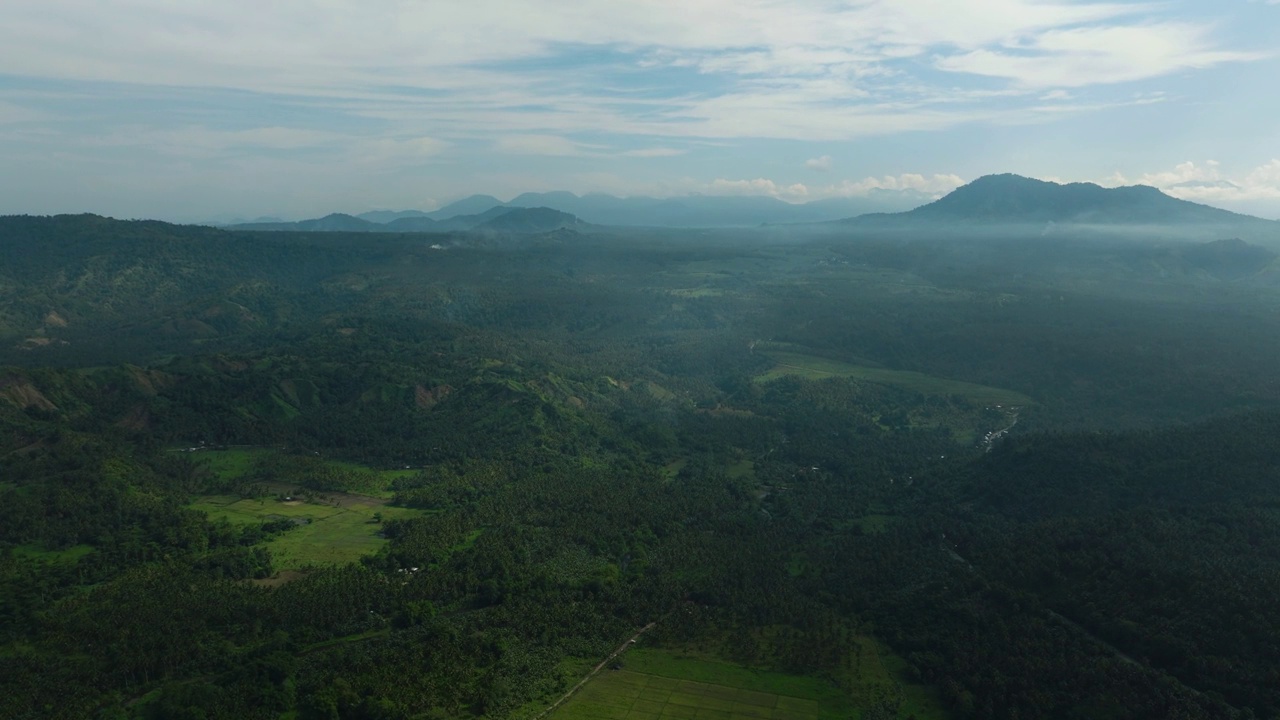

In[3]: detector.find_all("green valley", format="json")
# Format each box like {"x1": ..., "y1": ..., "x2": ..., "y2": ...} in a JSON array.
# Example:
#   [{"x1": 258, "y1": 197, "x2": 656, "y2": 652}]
[{"x1": 4, "y1": 211, "x2": 1280, "y2": 720}]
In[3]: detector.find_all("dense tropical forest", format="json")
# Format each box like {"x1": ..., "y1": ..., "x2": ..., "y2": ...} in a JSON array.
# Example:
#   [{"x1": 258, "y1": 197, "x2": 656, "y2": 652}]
[{"x1": 4, "y1": 203, "x2": 1280, "y2": 719}]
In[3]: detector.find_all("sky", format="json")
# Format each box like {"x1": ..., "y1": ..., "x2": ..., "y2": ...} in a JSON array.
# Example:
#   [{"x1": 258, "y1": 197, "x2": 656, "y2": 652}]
[{"x1": 1, "y1": 0, "x2": 1278, "y2": 222}]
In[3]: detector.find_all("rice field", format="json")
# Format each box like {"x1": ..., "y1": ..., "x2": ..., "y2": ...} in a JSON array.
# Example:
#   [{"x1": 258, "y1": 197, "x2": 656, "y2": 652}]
[{"x1": 552, "y1": 650, "x2": 856, "y2": 720}]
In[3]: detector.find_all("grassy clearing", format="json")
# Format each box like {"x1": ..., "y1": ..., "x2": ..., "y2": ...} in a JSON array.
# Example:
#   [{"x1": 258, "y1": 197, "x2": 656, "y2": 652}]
[
  {"x1": 195, "y1": 448, "x2": 421, "y2": 497},
  {"x1": 662, "y1": 458, "x2": 688, "y2": 480},
  {"x1": 620, "y1": 636, "x2": 947, "y2": 720},
  {"x1": 190, "y1": 493, "x2": 419, "y2": 569},
  {"x1": 194, "y1": 448, "x2": 273, "y2": 480},
  {"x1": 854, "y1": 515, "x2": 896, "y2": 535},
  {"x1": 554, "y1": 650, "x2": 854, "y2": 720},
  {"x1": 756, "y1": 351, "x2": 1032, "y2": 406},
  {"x1": 726, "y1": 459, "x2": 755, "y2": 481},
  {"x1": 840, "y1": 636, "x2": 946, "y2": 720},
  {"x1": 662, "y1": 457, "x2": 756, "y2": 482},
  {"x1": 452, "y1": 528, "x2": 484, "y2": 554},
  {"x1": 630, "y1": 651, "x2": 838, "y2": 703},
  {"x1": 13, "y1": 544, "x2": 94, "y2": 564}
]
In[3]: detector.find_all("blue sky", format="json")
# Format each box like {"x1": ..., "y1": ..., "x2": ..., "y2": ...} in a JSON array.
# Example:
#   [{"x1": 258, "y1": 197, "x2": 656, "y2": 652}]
[{"x1": 1, "y1": 0, "x2": 1278, "y2": 221}]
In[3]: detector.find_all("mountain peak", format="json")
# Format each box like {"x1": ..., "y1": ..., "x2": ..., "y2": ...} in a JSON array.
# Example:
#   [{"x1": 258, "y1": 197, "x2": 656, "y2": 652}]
[
  {"x1": 906, "y1": 174, "x2": 1250, "y2": 224},
  {"x1": 475, "y1": 206, "x2": 581, "y2": 233}
]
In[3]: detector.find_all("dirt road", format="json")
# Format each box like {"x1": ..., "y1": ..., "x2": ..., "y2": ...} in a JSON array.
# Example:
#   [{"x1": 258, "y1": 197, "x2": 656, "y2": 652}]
[{"x1": 534, "y1": 622, "x2": 657, "y2": 720}]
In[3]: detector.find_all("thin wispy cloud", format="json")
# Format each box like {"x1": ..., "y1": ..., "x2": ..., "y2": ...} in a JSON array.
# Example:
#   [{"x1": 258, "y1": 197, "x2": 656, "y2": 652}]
[
  {"x1": 937, "y1": 23, "x2": 1266, "y2": 88},
  {"x1": 0, "y1": 1, "x2": 1274, "y2": 218},
  {"x1": 623, "y1": 147, "x2": 687, "y2": 158},
  {"x1": 494, "y1": 135, "x2": 596, "y2": 157}
]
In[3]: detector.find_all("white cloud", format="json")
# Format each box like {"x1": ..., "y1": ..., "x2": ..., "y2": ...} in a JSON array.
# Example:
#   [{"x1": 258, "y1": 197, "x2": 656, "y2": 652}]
[
  {"x1": 706, "y1": 172, "x2": 965, "y2": 201},
  {"x1": 0, "y1": 1, "x2": 1262, "y2": 144},
  {"x1": 0, "y1": 2, "x2": 1273, "y2": 218},
  {"x1": 1105, "y1": 160, "x2": 1280, "y2": 205},
  {"x1": 805, "y1": 155, "x2": 833, "y2": 171},
  {"x1": 708, "y1": 178, "x2": 810, "y2": 201},
  {"x1": 824, "y1": 173, "x2": 967, "y2": 196}
]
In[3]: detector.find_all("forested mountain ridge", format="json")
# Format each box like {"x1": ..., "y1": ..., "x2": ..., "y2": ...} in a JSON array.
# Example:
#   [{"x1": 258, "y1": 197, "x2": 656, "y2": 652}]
[
  {"x1": 907, "y1": 174, "x2": 1261, "y2": 224},
  {"x1": 839, "y1": 174, "x2": 1280, "y2": 246},
  {"x1": 6, "y1": 212, "x2": 1280, "y2": 718},
  {"x1": 228, "y1": 206, "x2": 584, "y2": 234}
]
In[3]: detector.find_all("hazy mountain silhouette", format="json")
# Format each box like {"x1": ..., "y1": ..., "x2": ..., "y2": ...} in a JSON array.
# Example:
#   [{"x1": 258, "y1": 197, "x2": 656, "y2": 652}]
[
  {"x1": 1180, "y1": 237, "x2": 1278, "y2": 280},
  {"x1": 475, "y1": 207, "x2": 581, "y2": 233},
  {"x1": 382, "y1": 216, "x2": 439, "y2": 232},
  {"x1": 500, "y1": 190, "x2": 931, "y2": 226},
  {"x1": 225, "y1": 176, "x2": 1278, "y2": 237},
  {"x1": 426, "y1": 195, "x2": 505, "y2": 220},
  {"x1": 429, "y1": 205, "x2": 525, "y2": 232},
  {"x1": 862, "y1": 174, "x2": 1265, "y2": 225},
  {"x1": 348, "y1": 190, "x2": 932, "y2": 228},
  {"x1": 233, "y1": 213, "x2": 381, "y2": 232},
  {"x1": 357, "y1": 209, "x2": 433, "y2": 224},
  {"x1": 833, "y1": 174, "x2": 1280, "y2": 247},
  {"x1": 228, "y1": 206, "x2": 583, "y2": 235}
]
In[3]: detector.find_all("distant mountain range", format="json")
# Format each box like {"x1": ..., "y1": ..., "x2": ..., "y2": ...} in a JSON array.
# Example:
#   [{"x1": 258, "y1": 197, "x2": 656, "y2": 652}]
[
  {"x1": 475, "y1": 189, "x2": 933, "y2": 227},
  {"x1": 221, "y1": 175, "x2": 1280, "y2": 243},
  {"x1": 224, "y1": 189, "x2": 934, "y2": 232},
  {"x1": 229, "y1": 206, "x2": 584, "y2": 235}
]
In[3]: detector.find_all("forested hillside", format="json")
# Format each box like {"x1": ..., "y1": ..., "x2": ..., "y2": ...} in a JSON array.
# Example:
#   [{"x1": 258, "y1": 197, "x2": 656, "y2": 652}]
[{"x1": 4, "y1": 214, "x2": 1280, "y2": 719}]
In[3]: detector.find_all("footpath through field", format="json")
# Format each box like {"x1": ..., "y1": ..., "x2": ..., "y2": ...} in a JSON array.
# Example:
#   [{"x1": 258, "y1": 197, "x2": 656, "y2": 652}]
[{"x1": 537, "y1": 623, "x2": 657, "y2": 720}]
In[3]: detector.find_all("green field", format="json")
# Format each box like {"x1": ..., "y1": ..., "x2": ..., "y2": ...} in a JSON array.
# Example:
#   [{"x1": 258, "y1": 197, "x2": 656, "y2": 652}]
[
  {"x1": 553, "y1": 650, "x2": 857, "y2": 720},
  {"x1": 551, "y1": 642, "x2": 947, "y2": 720},
  {"x1": 189, "y1": 492, "x2": 419, "y2": 569},
  {"x1": 552, "y1": 668, "x2": 835, "y2": 720},
  {"x1": 193, "y1": 447, "x2": 273, "y2": 480},
  {"x1": 756, "y1": 351, "x2": 1032, "y2": 406},
  {"x1": 13, "y1": 544, "x2": 94, "y2": 564},
  {"x1": 189, "y1": 448, "x2": 426, "y2": 568},
  {"x1": 662, "y1": 458, "x2": 688, "y2": 480}
]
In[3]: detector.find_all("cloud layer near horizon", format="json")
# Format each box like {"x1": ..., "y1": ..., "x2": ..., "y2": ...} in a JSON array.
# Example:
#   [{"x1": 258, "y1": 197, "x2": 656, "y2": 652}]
[{"x1": 0, "y1": 1, "x2": 1276, "y2": 219}]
